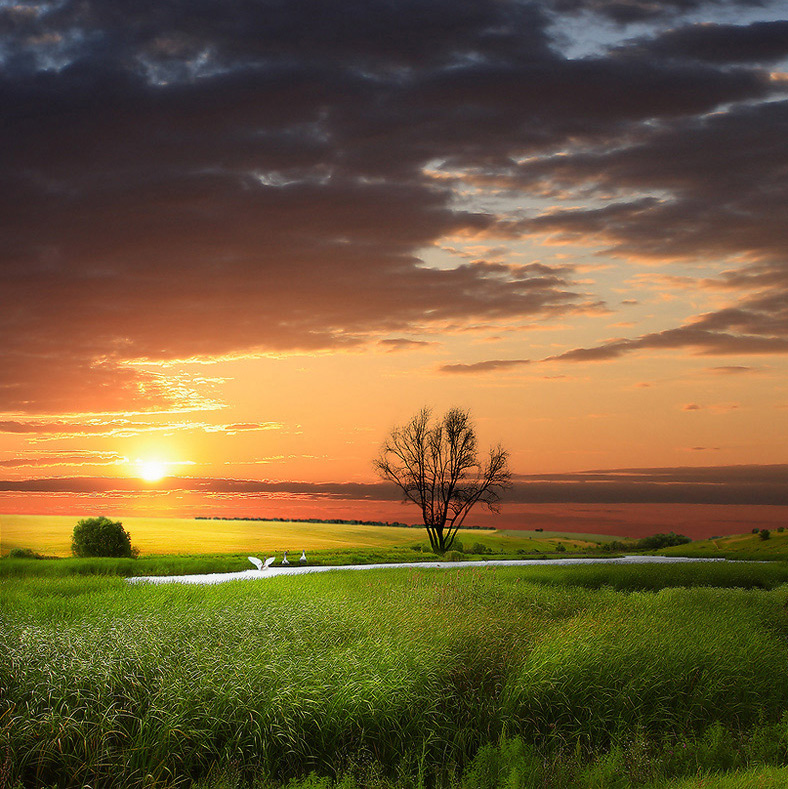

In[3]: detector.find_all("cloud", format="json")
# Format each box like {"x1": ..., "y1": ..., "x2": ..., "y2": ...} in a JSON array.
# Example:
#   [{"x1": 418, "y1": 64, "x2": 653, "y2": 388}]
[
  {"x1": 0, "y1": 451, "x2": 127, "y2": 468},
  {"x1": 3, "y1": 463, "x2": 785, "y2": 504},
  {"x1": 205, "y1": 422, "x2": 284, "y2": 433},
  {"x1": 506, "y1": 97, "x2": 788, "y2": 366},
  {"x1": 0, "y1": 418, "x2": 283, "y2": 440},
  {"x1": 546, "y1": 325, "x2": 788, "y2": 364},
  {"x1": 632, "y1": 20, "x2": 788, "y2": 64},
  {"x1": 707, "y1": 365, "x2": 757, "y2": 374},
  {"x1": 548, "y1": 0, "x2": 765, "y2": 24},
  {"x1": 439, "y1": 359, "x2": 531, "y2": 374},
  {"x1": 0, "y1": 0, "x2": 782, "y2": 410},
  {"x1": 504, "y1": 464, "x2": 788, "y2": 504},
  {"x1": 377, "y1": 339, "x2": 435, "y2": 352}
]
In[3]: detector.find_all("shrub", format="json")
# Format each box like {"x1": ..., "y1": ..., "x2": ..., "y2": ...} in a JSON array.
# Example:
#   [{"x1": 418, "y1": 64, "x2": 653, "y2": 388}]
[
  {"x1": 468, "y1": 542, "x2": 492, "y2": 555},
  {"x1": 8, "y1": 548, "x2": 39, "y2": 559},
  {"x1": 636, "y1": 532, "x2": 691, "y2": 550},
  {"x1": 71, "y1": 516, "x2": 136, "y2": 558},
  {"x1": 760, "y1": 529, "x2": 771, "y2": 541},
  {"x1": 555, "y1": 543, "x2": 567, "y2": 553}
]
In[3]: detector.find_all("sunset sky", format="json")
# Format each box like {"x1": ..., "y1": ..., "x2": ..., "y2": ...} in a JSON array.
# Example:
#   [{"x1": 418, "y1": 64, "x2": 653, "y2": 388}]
[{"x1": 1, "y1": 0, "x2": 787, "y2": 537}]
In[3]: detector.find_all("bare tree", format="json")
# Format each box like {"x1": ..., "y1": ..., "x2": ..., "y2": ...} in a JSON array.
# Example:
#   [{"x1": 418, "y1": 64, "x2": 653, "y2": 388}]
[{"x1": 374, "y1": 407, "x2": 511, "y2": 553}]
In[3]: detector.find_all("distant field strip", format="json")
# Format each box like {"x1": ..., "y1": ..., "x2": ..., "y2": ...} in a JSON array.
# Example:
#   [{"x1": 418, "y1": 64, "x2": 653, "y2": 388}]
[
  {"x1": 1, "y1": 514, "x2": 428, "y2": 556},
  {"x1": 0, "y1": 513, "x2": 604, "y2": 556}
]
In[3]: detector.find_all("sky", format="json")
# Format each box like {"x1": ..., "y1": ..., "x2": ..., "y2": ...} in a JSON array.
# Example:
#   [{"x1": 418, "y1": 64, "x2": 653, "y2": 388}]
[{"x1": 1, "y1": 0, "x2": 787, "y2": 537}]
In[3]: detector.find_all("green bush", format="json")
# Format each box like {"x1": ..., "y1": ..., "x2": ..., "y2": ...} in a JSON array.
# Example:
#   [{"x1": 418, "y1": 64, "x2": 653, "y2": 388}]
[
  {"x1": 637, "y1": 532, "x2": 691, "y2": 550},
  {"x1": 468, "y1": 542, "x2": 492, "y2": 555},
  {"x1": 760, "y1": 529, "x2": 771, "y2": 541},
  {"x1": 71, "y1": 516, "x2": 136, "y2": 558},
  {"x1": 8, "y1": 548, "x2": 40, "y2": 559}
]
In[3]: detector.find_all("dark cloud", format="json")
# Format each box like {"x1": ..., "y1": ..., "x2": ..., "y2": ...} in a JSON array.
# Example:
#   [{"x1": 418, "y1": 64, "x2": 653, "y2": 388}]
[
  {"x1": 506, "y1": 97, "x2": 788, "y2": 365},
  {"x1": 547, "y1": 326, "x2": 788, "y2": 363},
  {"x1": 3, "y1": 463, "x2": 785, "y2": 504},
  {"x1": 632, "y1": 20, "x2": 788, "y2": 63},
  {"x1": 439, "y1": 359, "x2": 531, "y2": 374},
  {"x1": 519, "y1": 100, "x2": 788, "y2": 264},
  {"x1": 548, "y1": 0, "x2": 767, "y2": 24},
  {"x1": 707, "y1": 365, "x2": 757, "y2": 374},
  {"x1": 378, "y1": 339, "x2": 435, "y2": 352},
  {"x1": 505, "y1": 464, "x2": 788, "y2": 504},
  {"x1": 0, "y1": 0, "x2": 783, "y2": 411}
]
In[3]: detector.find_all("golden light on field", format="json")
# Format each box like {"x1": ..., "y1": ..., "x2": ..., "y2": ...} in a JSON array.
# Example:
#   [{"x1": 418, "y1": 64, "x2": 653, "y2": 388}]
[{"x1": 138, "y1": 460, "x2": 168, "y2": 482}]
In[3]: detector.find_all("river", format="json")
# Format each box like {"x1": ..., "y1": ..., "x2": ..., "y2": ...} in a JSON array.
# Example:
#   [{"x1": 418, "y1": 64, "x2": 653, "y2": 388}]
[{"x1": 127, "y1": 554, "x2": 726, "y2": 585}]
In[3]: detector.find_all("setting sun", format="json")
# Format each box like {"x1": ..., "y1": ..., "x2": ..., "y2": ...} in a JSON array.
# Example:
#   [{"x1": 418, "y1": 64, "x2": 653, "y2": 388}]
[{"x1": 138, "y1": 460, "x2": 167, "y2": 482}]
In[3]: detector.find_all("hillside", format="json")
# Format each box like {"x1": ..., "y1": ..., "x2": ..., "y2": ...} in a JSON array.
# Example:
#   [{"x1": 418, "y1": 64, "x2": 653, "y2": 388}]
[{"x1": 659, "y1": 529, "x2": 788, "y2": 561}]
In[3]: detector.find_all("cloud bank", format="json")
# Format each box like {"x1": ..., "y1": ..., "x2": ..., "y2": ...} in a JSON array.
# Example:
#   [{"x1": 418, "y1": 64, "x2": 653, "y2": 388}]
[
  {"x1": 2, "y1": 0, "x2": 786, "y2": 410},
  {"x1": 2, "y1": 464, "x2": 785, "y2": 505}
]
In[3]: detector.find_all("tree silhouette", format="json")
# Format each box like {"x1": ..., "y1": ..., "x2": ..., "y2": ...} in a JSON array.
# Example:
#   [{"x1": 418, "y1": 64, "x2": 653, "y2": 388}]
[{"x1": 374, "y1": 407, "x2": 511, "y2": 553}]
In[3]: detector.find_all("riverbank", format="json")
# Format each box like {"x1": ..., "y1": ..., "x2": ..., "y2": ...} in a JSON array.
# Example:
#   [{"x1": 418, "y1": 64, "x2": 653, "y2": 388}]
[{"x1": 127, "y1": 554, "x2": 726, "y2": 585}]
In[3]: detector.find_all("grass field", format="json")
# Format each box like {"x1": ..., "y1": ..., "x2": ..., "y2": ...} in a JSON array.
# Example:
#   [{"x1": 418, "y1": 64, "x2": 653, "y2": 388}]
[
  {"x1": 659, "y1": 529, "x2": 788, "y2": 561},
  {"x1": 3, "y1": 562, "x2": 788, "y2": 788},
  {"x1": 0, "y1": 513, "x2": 609, "y2": 558}
]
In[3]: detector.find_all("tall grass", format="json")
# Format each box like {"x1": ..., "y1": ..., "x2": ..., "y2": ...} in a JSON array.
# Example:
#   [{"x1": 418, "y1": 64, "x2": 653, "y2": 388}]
[
  {"x1": 502, "y1": 561, "x2": 788, "y2": 591},
  {"x1": 2, "y1": 567, "x2": 788, "y2": 788}
]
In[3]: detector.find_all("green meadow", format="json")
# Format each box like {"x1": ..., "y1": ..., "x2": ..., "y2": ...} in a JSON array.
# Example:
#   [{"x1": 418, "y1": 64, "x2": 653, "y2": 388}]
[
  {"x1": 3, "y1": 560, "x2": 788, "y2": 788},
  {"x1": 659, "y1": 530, "x2": 788, "y2": 561}
]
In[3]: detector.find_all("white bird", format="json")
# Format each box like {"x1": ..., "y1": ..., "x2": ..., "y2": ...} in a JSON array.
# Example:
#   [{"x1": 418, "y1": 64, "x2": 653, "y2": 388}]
[
  {"x1": 249, "y1": 556, "x2": 276, "y2": 570},
  {"x1": 282, "y1": 550, "x2": 290, "y2": 565},
  {"x1": 300, "y1": 550, "x2": 307, "y2": 563}
]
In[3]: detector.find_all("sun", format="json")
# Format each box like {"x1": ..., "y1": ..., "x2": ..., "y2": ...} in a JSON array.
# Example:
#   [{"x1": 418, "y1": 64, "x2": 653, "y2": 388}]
[{"x1": 138, "y1": 460, "x2": 167, "y2": 482}]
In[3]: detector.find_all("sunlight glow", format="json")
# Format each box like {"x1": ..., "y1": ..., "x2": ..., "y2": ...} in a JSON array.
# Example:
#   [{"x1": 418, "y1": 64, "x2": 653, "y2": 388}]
[{"x1": 138, "y1": 460, "x2": 168, "y2": 482}]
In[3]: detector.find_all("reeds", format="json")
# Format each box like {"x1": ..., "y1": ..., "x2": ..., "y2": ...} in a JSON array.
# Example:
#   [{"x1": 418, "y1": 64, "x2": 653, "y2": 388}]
[{"x1": 2, "y1": 565, "x2": 788, "y2": 788}]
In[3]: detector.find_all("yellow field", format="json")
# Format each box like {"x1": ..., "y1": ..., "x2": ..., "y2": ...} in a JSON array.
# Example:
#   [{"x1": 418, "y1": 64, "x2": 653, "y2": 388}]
[
  {"x1": 0, "y1": 513, "x2": 602, "y2": 557},
  {"x1": 0, "y1": 514, "x2": 429, "y2": 557}
]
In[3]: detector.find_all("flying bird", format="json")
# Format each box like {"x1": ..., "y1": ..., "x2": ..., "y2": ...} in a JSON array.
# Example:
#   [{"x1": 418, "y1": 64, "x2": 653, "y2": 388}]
[{"x1": 249, "y1": 556, "x2": 276, "y2": 570}]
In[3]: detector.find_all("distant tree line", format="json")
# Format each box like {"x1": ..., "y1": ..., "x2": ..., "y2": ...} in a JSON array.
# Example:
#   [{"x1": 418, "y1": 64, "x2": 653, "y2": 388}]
[
  {"x1": 600, "y1": 532, "x2": 692, "y2": 553},
  {"x1": 194, "y1": 515, "x2": 495, "y2": 530},
  {"x1": 636, "y1": 532, "x2": 691, "y2": 550}
]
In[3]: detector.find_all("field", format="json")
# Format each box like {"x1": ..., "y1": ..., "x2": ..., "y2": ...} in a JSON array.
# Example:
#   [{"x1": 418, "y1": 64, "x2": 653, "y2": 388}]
[
  {"x1": 0, "y1": 513, "x2": 610, "y2": 558},
  {"x1": 659, "y1": 530, "x2": 788, "y2": 561},
  {"x1": 3, "y1": 560, "x2": 788, "y2": 788}
]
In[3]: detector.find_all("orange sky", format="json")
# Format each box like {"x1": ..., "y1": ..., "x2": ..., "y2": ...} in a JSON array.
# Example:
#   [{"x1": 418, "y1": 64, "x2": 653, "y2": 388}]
[{"x1": 1, "y1": 0, "x2": 787, "y2": 538}]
